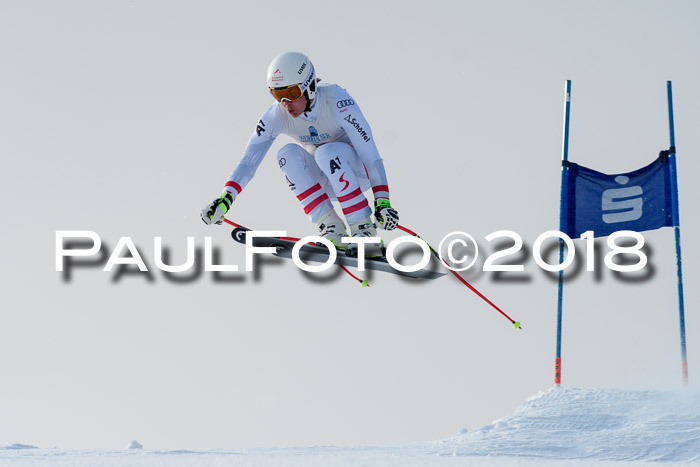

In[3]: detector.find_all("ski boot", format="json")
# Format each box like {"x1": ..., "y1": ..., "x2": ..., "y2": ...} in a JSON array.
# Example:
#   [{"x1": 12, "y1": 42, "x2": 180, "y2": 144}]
[
  {"x1": 317, "y1": 209, "x2": 348, "y2": 251},
  {"x1": 348, "y1": 217, "x2": 384, "y2": 258}
]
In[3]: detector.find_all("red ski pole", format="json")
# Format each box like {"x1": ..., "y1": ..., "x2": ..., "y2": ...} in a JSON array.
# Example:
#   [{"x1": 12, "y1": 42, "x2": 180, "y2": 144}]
[{"x1": 397, "y1": 224, "x2": 521, "y2": 329}]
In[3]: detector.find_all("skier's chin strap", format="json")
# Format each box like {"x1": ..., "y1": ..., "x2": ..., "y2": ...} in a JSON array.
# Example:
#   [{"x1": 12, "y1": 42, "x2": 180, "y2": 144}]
[{"x1": 303, "y1": 97, "x2": 316, "y2": 117}]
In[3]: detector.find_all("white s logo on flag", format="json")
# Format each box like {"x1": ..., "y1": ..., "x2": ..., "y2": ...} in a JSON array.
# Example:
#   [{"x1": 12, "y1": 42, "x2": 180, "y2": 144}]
[{"x1": 602, "y1": 176, "x2": 643, "y2": 224}]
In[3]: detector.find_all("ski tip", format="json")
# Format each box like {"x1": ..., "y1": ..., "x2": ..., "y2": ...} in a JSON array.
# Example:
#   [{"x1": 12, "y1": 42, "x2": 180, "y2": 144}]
[
  {"x1": 513, "y1": 321, "x2": 522, "y2": 329},
  {"x1": 361, "y1": 280, "x2": 370, "y2": 288}
]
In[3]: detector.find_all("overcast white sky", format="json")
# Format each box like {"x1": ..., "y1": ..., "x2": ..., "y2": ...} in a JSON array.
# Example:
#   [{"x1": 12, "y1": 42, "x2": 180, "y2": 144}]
[{"x1": 1, "y1": 0, "x2": 699, "y2": 450}]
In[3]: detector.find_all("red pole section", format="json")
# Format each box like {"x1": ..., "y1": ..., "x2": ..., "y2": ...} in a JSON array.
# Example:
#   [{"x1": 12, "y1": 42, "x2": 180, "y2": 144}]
[
  {"x1": 223, "y1": 218, "x2": 239, "y2": 228},
  {"x1": 397, "y1": 224, "x2": 521, "y2": 329}
]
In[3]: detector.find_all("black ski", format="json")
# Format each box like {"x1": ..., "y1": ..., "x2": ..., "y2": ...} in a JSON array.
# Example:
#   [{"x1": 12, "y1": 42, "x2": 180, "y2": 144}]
[{"x1": 230, "y1": 226, "x2": 445, "y2": 280}]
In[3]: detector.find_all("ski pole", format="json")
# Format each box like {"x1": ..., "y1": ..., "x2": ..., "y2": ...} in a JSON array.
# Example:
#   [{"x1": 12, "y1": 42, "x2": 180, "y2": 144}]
[
  {"x1": 223, "y1": 218, "x2": 239, "y2": 228},
  {"x1": 223, "y1": 218, "x2": 369, "y2": 286},
  {"x1": 397, "y1": 224, "x2": 521, "y2": 329}
]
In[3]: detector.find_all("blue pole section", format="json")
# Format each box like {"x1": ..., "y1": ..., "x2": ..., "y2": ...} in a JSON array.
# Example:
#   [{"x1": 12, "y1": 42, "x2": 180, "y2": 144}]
[
  {"x1": 667, "y1": 81, "x2": 688, "y2": 386},
  {"x1": 555, "y1": 80, "x2": 572, "y2": 387}
]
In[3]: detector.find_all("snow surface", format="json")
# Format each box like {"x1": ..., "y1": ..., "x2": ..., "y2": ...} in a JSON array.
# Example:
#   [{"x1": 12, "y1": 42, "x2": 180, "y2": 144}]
[
  {"x1": 431, "y1": 387, "x2": 700, "y2": 462},
  {"x1": 1, "y1": 387, "x2": 698, "y2": 466}
]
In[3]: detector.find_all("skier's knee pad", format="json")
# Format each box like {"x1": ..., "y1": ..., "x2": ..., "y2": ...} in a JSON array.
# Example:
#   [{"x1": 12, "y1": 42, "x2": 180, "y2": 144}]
[
  {"x1": 315, "y1": 143, "x2": 360, "y2": 179},
  {"x1": 277, "y1": 144, "x2": 307, "y2": 173},
  {"x1": 314, "y1": 142, "x2": 352, "y2": 166}
]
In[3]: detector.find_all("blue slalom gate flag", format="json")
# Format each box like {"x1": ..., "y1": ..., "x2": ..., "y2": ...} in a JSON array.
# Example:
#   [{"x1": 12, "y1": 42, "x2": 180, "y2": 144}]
[{"x1": 560, "y1": 152, "x2": 679, "y2": 238}]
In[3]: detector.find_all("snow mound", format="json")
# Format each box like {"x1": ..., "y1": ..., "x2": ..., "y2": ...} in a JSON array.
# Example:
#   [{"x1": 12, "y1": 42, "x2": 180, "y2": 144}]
[
  {"x1": 433, "y1": 387, "x2": 700, "y2": 462},
  {"x1": 0, "y1": 443, "x2": 39, "y2": 450},
  {"x1": 126, "y1": 440, "x2": 143, "y2": 450}
]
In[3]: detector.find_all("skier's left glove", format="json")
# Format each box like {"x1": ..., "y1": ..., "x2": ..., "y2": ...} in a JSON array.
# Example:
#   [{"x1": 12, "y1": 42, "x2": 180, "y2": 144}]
[
  {"x1": 201, "y1": 192, "x2": 234, "y2": 225},
  {"x1": 374, "y1": 199, "x2": 399, "y2": 230}
]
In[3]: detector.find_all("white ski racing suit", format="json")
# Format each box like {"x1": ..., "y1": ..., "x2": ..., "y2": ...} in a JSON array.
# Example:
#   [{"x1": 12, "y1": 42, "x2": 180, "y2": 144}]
[{"x1": 222, "y1": 83, "x2": 390, "y2": 224}]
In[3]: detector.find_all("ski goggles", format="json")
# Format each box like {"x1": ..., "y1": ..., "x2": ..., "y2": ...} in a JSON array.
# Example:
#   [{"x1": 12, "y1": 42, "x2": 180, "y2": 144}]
[{"x1": 269, "y1": 84, "x2": 304, "y2": 102}]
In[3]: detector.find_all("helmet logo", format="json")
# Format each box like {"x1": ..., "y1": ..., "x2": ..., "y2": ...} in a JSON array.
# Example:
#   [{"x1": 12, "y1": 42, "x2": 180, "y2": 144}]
[
  {"x1": 298, "y1": 62, "x2": 307, "y2": 74},
  {"x1": 301, "y1": 69, "x2": 315, "y2": 90},
  {"x1": 271, "y1": 68, "x2": 284, "y2": 83}
]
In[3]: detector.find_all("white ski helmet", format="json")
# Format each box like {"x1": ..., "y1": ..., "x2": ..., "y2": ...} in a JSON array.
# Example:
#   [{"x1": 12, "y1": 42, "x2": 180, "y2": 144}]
[{"x1": 266, "y1": 52, "x2": 317, "y2": 102}]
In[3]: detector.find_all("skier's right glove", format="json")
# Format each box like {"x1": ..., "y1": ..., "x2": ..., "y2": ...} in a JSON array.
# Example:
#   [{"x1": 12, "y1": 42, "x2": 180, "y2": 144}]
[
  {"x1": 201, "y1": 192, "x2": 234, "y2": 225},
  {"x1": 374, "y1": 199, "x2": 399, "y2": 230}
]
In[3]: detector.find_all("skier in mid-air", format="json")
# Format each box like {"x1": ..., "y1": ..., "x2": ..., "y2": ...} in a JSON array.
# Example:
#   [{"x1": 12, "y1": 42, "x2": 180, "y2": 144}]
[{"x1": 201, "y1": 52, "x2": 399, "y2": 257}]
